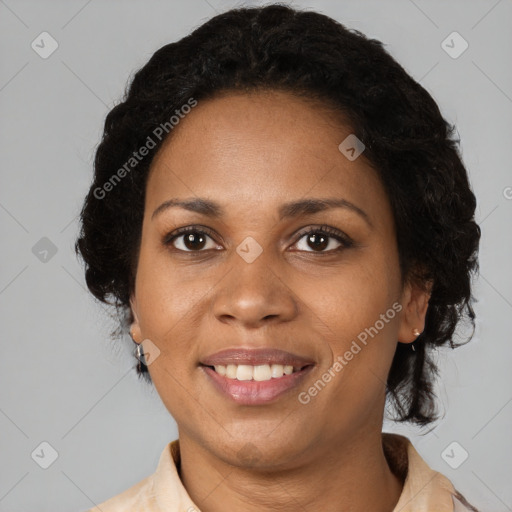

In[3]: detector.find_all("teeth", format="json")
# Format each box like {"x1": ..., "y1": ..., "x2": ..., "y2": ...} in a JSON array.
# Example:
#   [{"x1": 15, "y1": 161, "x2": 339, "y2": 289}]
[
  {"x1": 236, "y1": 364, "x2": 253, "y2": 381},
  {"x1": 253, "y1": 364, "x2": 272, "y2": 381},
  {"x1": 271, "y1": 364, "x2": 284, "y2": 378},
  {"x1": 212, "y1": 363, "x2": 302, "y2": 381},
  {"x1": 215, "y1": 364, "x2": 226, "y2": 376},
  {"x1": 226, "y1": 364, "x2": 237, "y2": 379},
  {"x1": 283, "y1": 365, "x2": 293, "y2": 375}
]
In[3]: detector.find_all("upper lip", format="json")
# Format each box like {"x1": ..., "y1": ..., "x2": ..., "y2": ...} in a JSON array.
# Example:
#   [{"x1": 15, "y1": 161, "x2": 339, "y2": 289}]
[{"x1": 200, "y1": 348, "x2": 315, "y2": 367}]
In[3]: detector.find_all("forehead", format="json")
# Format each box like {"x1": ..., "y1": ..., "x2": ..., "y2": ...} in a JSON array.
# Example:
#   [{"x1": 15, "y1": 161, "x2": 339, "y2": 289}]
[{"x1": 145, "y1": 90, "x2": 386, "y2": 220}]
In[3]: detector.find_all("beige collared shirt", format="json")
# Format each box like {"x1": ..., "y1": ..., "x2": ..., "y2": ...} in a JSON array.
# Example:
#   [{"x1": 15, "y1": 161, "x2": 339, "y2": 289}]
[{"x1": 87, "y1": 433, "x2": 477, "y2": 511}]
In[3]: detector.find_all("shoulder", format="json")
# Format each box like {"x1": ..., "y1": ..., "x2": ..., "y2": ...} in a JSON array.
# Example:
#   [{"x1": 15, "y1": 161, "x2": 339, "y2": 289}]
[
  {"x1": 452, "y1": 490, "x2": 480, "y2": 512},
  {"x1": 85, "y1": 473, "x2": 156, "y2": 512},
  {"x1": 85, "y1": 441, "x2": 180, "y2": 512},
  {"x1": 383, "y1": 433, "x2": 479, "y2": 512}
]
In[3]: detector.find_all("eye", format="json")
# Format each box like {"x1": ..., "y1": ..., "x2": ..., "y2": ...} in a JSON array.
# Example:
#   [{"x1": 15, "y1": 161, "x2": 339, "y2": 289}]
[
  {"x1": 163, "y1": 224, "x2": 354, "y2": 254},
  {"x1": 293, "y1": 225, "x2": 354, "y2": 253},
  {"x1": 163, "y1": 226, "x2": 220, "y2": 252}
]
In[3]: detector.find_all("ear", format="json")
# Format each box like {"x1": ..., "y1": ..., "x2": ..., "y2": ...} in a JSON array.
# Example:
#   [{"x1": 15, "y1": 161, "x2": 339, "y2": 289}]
[
  {"x1": 129, "y1": 293, "x2": 142, "y2": 343},
  {"x1": 397, "y1": 279, "x2": 432, "y2": 344}
]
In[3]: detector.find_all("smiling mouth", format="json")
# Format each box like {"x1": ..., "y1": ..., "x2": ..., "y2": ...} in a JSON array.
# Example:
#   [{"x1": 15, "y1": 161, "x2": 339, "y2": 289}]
[
  {"x1": 201, "y1": 363, "x2": 311, "y2": 381},
  {"x1": 199, "y1": 347, "x2": 316, "y2": 404}
]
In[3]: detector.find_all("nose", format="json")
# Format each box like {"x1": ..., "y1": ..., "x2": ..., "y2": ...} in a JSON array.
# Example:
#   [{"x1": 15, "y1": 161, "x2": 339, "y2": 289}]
[{"x1": 211, "y1": 248, "x2": 298, "y2": 329}]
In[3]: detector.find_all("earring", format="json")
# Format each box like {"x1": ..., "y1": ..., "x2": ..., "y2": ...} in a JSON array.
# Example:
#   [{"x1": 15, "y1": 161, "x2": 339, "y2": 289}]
[
  {"x1": 411, "y1": 328, "x2": 421, "y2": 352},
  {"x1": 130, "y1": 330, "x2": 146, "y2": 367},
  {"x1": 136, "y1": 341, "x2": 145, "y2": 365}
]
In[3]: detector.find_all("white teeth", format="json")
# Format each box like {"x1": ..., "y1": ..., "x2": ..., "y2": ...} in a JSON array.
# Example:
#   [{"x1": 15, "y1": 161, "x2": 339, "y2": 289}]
[
  {"x1": 271, "y1": 364, "x2": 284, "y2": 378},
  {"x1": 210, "y1": 363, "x2": 302, "y2": 381},
  {"x1": 236, "y1": 364, "x2": 253, "y2": 381},
  {"x1": 214, "y1": 365, "x2": 226, "y2": 376},
  {"x1": 253, "y1": 364, "x2": 272, "y2": 381},
  {"x1": 226, "y1": 364, "x2": 237, "y2": 379}
]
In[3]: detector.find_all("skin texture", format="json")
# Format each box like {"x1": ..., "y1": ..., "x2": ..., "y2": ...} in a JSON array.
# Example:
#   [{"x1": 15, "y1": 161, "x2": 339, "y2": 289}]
[{"x1": 129, "y1": 90, "x2": 430, "y2": 512}]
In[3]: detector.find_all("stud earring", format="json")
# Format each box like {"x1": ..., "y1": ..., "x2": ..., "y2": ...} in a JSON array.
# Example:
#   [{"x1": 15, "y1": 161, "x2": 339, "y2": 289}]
[{"x1": 412, "y1": 328, "x2": 421, "y2": 336}]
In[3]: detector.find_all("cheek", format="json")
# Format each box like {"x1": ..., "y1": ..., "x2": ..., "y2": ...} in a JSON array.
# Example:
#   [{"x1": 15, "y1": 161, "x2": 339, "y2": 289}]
[
  {"x1": 308, "y1": 259, "x2": 398, "y2": 335},
  {"x1": 299, "y1": 269, "x2": 401, "y2": 427},
  {"x1": 300, "y1": 250, "x2": 401, "y2": 383},
  {"x1": 136, "y1": 243, "x2": 202, "y2": 328},
  {"x1": 134, "y1": 249, "x2": 210, "y2": 379},
  {"x1": 135, "y1": 254, "x2": 211, "y2": 419}
]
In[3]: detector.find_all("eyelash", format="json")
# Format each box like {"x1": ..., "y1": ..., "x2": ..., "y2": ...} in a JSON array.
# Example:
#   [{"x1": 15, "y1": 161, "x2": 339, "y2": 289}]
[{"x1": 162, "y1": 224, "x2": 354, "y2": 254}]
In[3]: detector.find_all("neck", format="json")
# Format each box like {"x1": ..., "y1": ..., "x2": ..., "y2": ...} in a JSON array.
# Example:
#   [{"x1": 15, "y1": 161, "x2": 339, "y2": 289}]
[{"x1": 178, "y1": 427, "x2": 403, "y2": 512}]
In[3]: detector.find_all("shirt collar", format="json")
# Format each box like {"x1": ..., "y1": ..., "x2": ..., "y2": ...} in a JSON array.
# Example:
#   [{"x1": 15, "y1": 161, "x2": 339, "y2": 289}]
[{"x1": 383, "y1": 433, "x2": 456, "y2": 511}]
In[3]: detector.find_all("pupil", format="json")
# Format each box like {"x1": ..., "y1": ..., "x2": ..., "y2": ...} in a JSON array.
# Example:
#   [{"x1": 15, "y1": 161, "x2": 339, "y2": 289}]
[
  {"x1": 184, "y1": 232, "x2": 206, "y2": 250},
  {"x1": 308, "y1": 233, "x2": 328, "y2": 251}
]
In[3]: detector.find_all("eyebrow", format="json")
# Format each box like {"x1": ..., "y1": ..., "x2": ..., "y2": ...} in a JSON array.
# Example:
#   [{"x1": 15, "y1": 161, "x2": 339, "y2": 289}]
[{"x1": 152, "y1": 197, "x2": 372, "y2": 227}]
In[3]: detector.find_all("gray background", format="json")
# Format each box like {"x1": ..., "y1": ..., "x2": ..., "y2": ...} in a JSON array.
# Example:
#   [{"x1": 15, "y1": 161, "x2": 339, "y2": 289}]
[{"x1": 0, "y1": 0, "x2": 511, "y2": 511}]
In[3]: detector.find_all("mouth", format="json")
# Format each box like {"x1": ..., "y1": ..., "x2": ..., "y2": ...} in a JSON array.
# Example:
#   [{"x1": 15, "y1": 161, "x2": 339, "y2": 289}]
[
  {"x1": 199, "y1": 348, "x2": 315, "y2": 405},
  {"x1": 201, "y1": 363, "x2": 310, "y2": 381}
]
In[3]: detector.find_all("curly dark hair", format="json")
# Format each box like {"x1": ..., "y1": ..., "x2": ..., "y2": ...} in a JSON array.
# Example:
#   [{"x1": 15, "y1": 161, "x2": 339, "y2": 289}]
[{"x1": 75, "y1": 3, "x2": 480, "y2": 426}]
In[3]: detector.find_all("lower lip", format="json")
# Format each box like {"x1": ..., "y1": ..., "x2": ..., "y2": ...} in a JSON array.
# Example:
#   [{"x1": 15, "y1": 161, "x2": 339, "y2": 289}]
[{"x1": 201, "y1": 365, "x2": 314, "y2": 405}]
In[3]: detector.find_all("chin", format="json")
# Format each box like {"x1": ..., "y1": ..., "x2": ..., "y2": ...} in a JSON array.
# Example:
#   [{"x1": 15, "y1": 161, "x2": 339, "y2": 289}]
[{"x1": 209, "y1": 428, "x2": 311, "y2": 470}]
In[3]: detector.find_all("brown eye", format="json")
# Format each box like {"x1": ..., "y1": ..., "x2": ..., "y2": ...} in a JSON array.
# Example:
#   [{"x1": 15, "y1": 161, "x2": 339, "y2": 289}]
[
  {"x1": 293, "y1": 226, "x2": 353, "y2": 253},
  {"x1": 303, "y1": 232, "x2": 331, "y2": 251},
  {"x1": 164, "y1": 227, "x2": 219, "y2": 252},
  {"x1": 181, "y1": 231, "x2": 208, "y2": 250}
]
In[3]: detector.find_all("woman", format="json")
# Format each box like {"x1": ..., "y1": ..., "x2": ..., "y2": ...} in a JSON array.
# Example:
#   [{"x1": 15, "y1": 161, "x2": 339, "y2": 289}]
[{"x1": 76, "y1": 5, "x2": 481, "y2": 511}]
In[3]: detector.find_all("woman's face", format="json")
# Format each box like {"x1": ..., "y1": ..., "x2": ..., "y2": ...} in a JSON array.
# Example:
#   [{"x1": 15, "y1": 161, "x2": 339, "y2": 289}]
[{"x1": 130, "y1": 90, "x2": 428, "y2": 468}]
